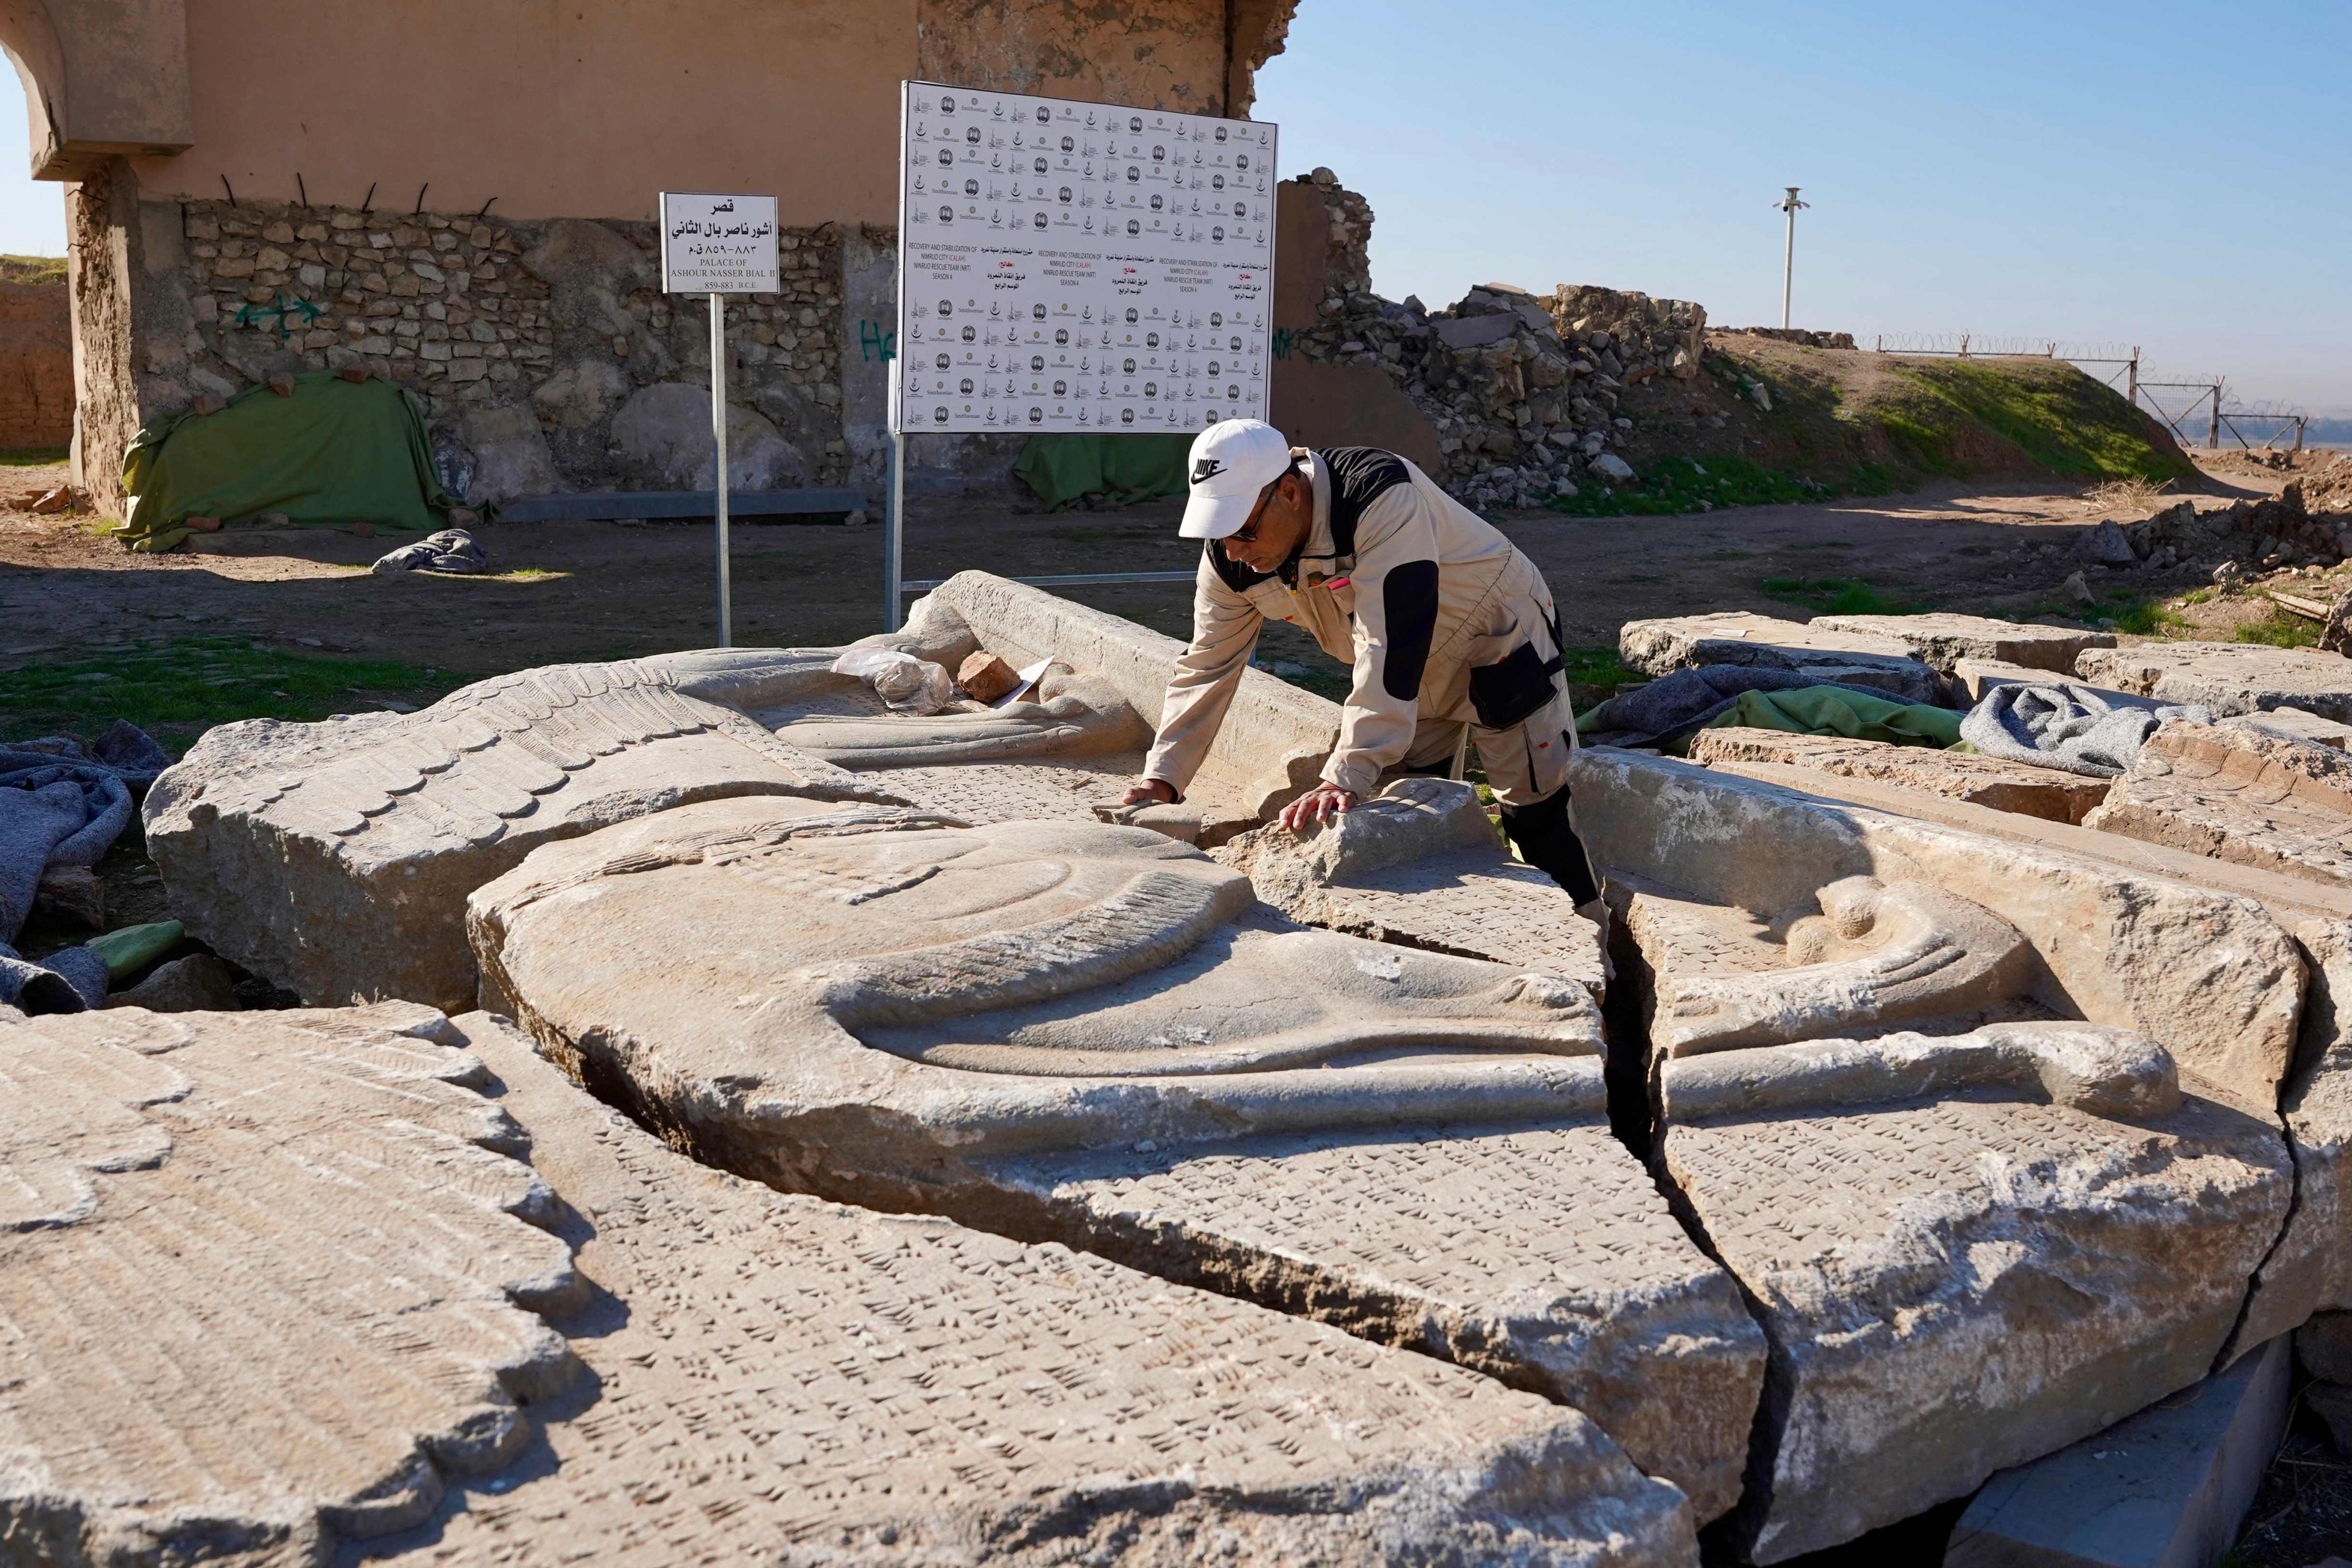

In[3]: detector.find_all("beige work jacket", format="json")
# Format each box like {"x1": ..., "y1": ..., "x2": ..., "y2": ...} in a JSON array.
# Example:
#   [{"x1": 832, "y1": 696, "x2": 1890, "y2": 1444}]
[{"x1": 1143, "y1": 447, "x2": 1565, "y2": 800}]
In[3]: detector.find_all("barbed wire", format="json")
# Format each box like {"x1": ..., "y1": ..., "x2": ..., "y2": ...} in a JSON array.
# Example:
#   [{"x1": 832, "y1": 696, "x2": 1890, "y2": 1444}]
[{"x1": 1866, "y1": 332, "x2": 2139, "y2": 361}]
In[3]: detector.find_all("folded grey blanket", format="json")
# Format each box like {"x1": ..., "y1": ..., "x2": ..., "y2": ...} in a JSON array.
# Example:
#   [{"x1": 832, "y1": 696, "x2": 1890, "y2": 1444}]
[
  {"x1": 0, "y1": 721, "x2": 169, "y2": 1012},
  {"x1": 1578, "y1": 665, "x2": 1920, "y2": 750},
  {"x1": 1959, "y1": 683, "x2": 2209, "y2": 779}
]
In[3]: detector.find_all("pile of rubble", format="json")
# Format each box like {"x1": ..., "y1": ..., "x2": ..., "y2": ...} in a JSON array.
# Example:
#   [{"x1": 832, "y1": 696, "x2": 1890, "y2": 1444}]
[
  {"x1": 1286, "y1": 170, "x2": 1705, "y2": 508},
  {"x1": 1715, "y1": 326, "x2": 1858, "y2": 350},
  {"x1": 2115, "y1": 483, "x2": 2352, "y2": 572}
]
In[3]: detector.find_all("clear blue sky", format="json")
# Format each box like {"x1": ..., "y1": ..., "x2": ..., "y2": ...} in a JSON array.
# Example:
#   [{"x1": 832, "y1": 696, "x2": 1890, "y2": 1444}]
[
  {"x1": 1253, "y1": 0, "x2": 2352, "y2": 415},
  {"x1": 0, "y1": 7, "x2": 2340, "y2": 411}
]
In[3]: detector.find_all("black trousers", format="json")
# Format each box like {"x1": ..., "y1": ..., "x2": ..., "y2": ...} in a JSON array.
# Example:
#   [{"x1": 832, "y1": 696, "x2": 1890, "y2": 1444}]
[{"x1": 1498, "y1": 782, "x2": 1600, "y2": 905}]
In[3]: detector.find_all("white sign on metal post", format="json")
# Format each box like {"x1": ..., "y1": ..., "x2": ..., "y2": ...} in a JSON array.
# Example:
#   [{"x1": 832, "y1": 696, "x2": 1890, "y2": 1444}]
[
  {"x1": 893, "y1": 83, "x2": 1276, "y2": 438},
  {"x1": 659, "y1": 192, "x2": 779, "y2": 648}
]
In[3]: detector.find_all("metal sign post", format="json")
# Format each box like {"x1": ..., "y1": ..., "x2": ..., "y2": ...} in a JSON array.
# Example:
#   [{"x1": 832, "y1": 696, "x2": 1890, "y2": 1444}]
[
  {"x1": 884, "y1": 355, "x2": 904, "y2": 631},
  {"x1": 660, "y1": 191, "x2": 779, "y2": 648}
]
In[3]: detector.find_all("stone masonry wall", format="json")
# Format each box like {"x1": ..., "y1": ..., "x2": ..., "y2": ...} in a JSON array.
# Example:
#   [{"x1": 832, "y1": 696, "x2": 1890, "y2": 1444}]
[
  {"x1": 0, "y1": 281, "x2": 74, "y2": 449},
  {"x1": 150, "y1": 198, "x2": 850, "y2": 506},
  {"x1": 1280, "y1": 169, "x2": 1707, "y2": 511}
]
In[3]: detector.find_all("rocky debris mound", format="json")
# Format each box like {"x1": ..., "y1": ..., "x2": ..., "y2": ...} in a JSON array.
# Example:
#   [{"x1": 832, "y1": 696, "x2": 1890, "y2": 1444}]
[
  {"x1": 1716, "y1": 327, "x2": 1858, "y2": 350},
  {"x1": 1285, "y1": 173, "x2": 1703, "y2": 508},
  {"x1": 2303, "y1": 452, "x2": 2352, "y2": 517},
  {"x1": 2120, "y1": 484, "x2": 2352, "y2": 571}
]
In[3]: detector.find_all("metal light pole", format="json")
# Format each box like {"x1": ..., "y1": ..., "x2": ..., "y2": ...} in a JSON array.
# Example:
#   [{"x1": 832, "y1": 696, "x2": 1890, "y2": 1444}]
[{"x1": 1776, "y1": 186, "x2": 1809, "y2": 331}]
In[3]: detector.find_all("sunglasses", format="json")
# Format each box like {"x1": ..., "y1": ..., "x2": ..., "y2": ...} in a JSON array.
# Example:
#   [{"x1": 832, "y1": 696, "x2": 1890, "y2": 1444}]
[{"x1": 1225, "y1": 479, "x2": 1280, "y2": 548}]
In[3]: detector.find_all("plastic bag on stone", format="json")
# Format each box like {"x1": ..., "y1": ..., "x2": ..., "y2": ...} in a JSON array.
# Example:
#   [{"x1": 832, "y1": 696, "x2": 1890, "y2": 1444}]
[{"x1": 830, "y1": 647, "x2": 953, "y2": 716}]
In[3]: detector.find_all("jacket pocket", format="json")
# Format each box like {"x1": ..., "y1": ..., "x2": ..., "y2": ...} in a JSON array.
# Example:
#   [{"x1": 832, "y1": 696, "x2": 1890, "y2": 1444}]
[{"x1": 1468, "y1": 640, "x2": 1561, "y2": 730}]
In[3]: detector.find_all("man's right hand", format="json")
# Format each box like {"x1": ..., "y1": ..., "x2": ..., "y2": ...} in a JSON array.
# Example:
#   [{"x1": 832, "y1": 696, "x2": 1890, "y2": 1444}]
[{"x1": 1117, "y1": 779, "x2": 1178, "y2": 808}]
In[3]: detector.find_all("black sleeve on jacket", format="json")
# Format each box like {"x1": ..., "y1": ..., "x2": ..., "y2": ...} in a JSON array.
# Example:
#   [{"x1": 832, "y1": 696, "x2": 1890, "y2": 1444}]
[{"x1": 1379, "y1": 558, "x2": 1441, "y2": 700}]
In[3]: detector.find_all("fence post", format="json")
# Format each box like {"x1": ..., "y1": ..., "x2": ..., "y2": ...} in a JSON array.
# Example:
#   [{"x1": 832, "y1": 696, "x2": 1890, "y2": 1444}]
[
  {"x1": 1958, "y1": 334, "x2": 1970, "y2": 359},
  {"x1": 2208, "y1": 383, "x2": 2221, "y2": 450},
  {"x1": 2126, "y1": 349, "x2": 2138, "y2": 408}
]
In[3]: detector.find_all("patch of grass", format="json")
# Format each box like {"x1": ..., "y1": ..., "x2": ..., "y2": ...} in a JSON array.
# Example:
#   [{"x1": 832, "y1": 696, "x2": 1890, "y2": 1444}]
[
  {"x1": 1757, "y1": 576, "x2": 1921, "y2": 617},
  {"x1": 0, "y1": 255, "x2": 65, "y2": 286},
  {"x1": 1545, "y1": 455, "x2": 1854, "y2": 518},
  {"x1": 1878, "y1": 359, "x2": 2198, "y2": 483},
  {"x1": 0, "y1": 636, "x2": 469, "y2": 756},
  {"x1": 0, "y1": 446, "x2": 67, "y2": 467},
  {"x1": 2100, "y1": 592, "x2": 2191, "y2": 636},
  {"x1": 1560, "y1": 645, "x2": 1641, "y2": 706},
  {"x1": 493, "y1": 567, "x2": 564, "y2": 582},
  {"x1": 2237, "y1": 609, "x2": 2322, "y2": 649}
]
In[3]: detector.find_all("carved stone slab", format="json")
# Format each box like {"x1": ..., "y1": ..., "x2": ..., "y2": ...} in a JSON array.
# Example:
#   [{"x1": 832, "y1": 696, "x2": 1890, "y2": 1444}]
[
  {"x1": 1658, "y1": 1046, "x2": 2289, "y2": 1562},
  {"x1": 391, "y1": 1015, "x2": 1702, "y2": 1566},
  {"x1": 469, "y1": 796, "x2": 1769, "y2": 1521},
  {"x1": 1573, "y1": 749, "x2": 2305, "y2": 1108},
  {"x1": 1689, "y1": 727, "x2": 2111, "y2": 824},
  {"x1": 0, "y1": 1001, "x2": 581, "y2": 1562},
  {"x1": 1214, "y1": 778, "x2": 1606, "y2": 997},
  {"x1": 2085, "y1": 719, "x2": 2352, "y2": 886},
  {"x1": 1809, "y1": 612, "x2": 2112, "y2": 675},
  {"x1": 2235, "y1": 915, "x2": 2352, "y2": 1348},
  {"x1": 2076, "y1": 640, "x2": 2352, "y2": 723},
  {"x1": 1618, "y1": 612, "x2": 1944, "y2": 703},
  {"x1": 144, "y1": 655, "x2": 898, "y2": 1013}
]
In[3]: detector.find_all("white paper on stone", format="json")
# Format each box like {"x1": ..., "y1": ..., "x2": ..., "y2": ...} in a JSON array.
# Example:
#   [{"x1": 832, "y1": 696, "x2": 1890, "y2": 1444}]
[
  {"x1": 659, "y1": 193, "x2": 780, "y2": 294},
  {"x1": 896, "y1": 79, "x2": 1277, "y2": 436}
]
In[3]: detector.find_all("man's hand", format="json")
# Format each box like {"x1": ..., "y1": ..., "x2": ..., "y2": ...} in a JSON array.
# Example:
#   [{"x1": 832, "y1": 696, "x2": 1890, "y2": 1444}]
[
  {"x1": 1117, "y1": 778, "x2": 1178, "y2": 808},
  {"x1": 1278, "y1": 783, "x2": 1357, "y2": 833}
]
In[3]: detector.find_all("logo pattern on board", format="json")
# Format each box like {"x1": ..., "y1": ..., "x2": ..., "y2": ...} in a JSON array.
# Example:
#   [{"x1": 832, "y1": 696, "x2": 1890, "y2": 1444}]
[{"x1": 900, "y1": 81, "x2": 1276, "y2": 435}]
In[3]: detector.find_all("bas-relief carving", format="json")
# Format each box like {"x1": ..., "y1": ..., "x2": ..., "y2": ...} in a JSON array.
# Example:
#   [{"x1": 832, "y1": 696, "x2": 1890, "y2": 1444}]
[{"x1": 468, "y1": 794, "x2": 1767, "y2": 1521}]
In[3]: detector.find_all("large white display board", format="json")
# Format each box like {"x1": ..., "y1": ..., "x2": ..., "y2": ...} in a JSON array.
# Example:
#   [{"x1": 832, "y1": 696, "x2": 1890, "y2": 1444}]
[{"x1": 895, "y1": 81, "x2": 1277, "y2": 436}]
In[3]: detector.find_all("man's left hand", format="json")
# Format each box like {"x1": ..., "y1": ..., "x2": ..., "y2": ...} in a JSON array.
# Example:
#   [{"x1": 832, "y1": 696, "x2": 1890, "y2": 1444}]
[{"x1": 1279, "y1": 783, "x2": 1357, "y2": 833}]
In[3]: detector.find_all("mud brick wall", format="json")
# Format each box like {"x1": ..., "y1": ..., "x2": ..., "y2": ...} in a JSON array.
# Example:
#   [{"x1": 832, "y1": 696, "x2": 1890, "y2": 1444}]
[{"x1": 0, "y1": 281, "x2": 72, "y2": 449}]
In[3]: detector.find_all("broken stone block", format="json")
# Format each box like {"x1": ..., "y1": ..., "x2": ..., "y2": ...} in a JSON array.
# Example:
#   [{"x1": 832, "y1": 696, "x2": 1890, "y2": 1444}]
[
  {"x1": 0, "y1": 995, "x2": 1703, "y2": 1565},
  {"x1": 1633, "y1": 876, "x2": 2040, "y2": 1056},
  {"x1": 1809, "y1": 612, "x2": 2113, "y2": 675},
  {"x1": 2072, "y1": 518, "x2": 2142, "y2": 567},
  {"x1": 2227, "y1": 703, "x2": 2352, "y2": 749},
  {"x1": 1575, "y1": 749, "x2": 2305, "y2": 1107},
  {"x1": 469, "y1": 795, "x2": 1766, "y2": 1521},
  {"x1": 2297, "y1": 1311, "x2": 2352, "y2": 1384},
  {"x1": 2076, "y1": 640, "x2": 2352, "y2": 723},
  {"x1": 180, "y1": 514, "x2": 222, "y2": 534},
  {"x1": 1656, "y1": 1033, "x2": 2287, "y2": 1562},
  {"x1": 770, "y1": 668, "x2": 1150, "y2": 768},
  {"x1": 2085, "y1": 720, "x2": 2352, "y2": 887},
  {"x1": 268, "y1": 372, "x2": 295, "y2": 397},
  {"x1": 442, "y1": 1013, "x2": 1704, "y2": 1565},
  {"x1": 1618, "y1": 611, "x2": 1945, "y2": 704},
  {"x1": 1688, "y1": 727, "x2": 2113, "y2": 824},
  {"x1": 1213, "y1": 776, "x2": 1605, "y2": 997},
  {"x1": 1953, "y1": 655, "x2": 2061, "y2": 702},
  {"x1": 956, "y1": 649, "x2": 1021, "y2": 702},
  {"x1": 144, "y1": 652, "x2": 897, "y2": 1012},
  {"x1": 1945, "y1": 1333, "x2": 2293, "y2": 1568},
  {"x1": 104, "y1": 952, "x2": 241, "y2": 1012},
  {"x1": 0, "y1": 1001, "x2": 583, "y2": 1557}
]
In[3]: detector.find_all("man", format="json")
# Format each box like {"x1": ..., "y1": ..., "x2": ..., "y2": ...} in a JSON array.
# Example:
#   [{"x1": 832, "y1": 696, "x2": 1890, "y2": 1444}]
[{"x1": 1118, "y1": 418, "x2": 1600, "y2": 907}]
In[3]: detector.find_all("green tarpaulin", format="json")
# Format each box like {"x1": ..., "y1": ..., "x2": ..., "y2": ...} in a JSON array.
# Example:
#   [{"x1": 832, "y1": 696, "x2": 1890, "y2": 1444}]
[
  {"x1": 1012, "y1": 433, "x2": 1192, "y2": 510},
  {"x1": 115, "y1": 372, "x2": 458, "y2": 552},
  {"x1": 1689, "y1": 686, "x2": 1964, "y2": 750}
]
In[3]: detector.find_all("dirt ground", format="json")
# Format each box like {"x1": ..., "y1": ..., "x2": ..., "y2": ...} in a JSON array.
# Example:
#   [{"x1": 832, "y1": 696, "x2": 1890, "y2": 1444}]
[{"x1": 0, "y1": 455, "x2": 2295, "y2": 706}]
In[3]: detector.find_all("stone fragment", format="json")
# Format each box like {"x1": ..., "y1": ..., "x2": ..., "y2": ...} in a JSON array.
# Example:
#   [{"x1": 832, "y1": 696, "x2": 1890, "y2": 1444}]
[
  {"x1": 771, "y1": 668, "x2": 1150, "y2": 769},
  {"x1": 1574, "y1": 749, "x2": 2305, "y2": 1106},
  {"x1": 267, "y1": 372, "x2": 295, "y2": 397},
  {"x1": 2085, "y1": 719, "x2": 2352, "y2": 887},
  {"x1": 2073, "y1": 518, "x2": 2141, "y2": 566},
  {"x1": 1953, "y1": 655, "x2": 2061, "y2": 702},
  {"x1": 1618, "y1": 611, "x2": 1945, "y2": 704},
  {"x1": 180, "y1": 513, "x2": 222, "y2": 534},
  {"x1": 2063, "y1": 569, "x2": 2095, "y2": 605},
  {"x1": 1689, "y1": 726, "x2": 2112, "y2": 823},
  {"x1": 470, "y1": 795, "x2": 1766, "y2": 1520},
  {"x1": 32, "y1": 864, "x2": 103, "y2": 927},
  {"x1": 1810, "y1": 612, "x2": 2112, "y2": 675},
  {"x1": 2228, "y1": 703, "x2": 2352, "y2": 749},
  {"x1": 955, "y1": 649, "x2": 1020, "y2": 702},
  {"x1": 1945, "y1": 1333, "x2": 2293, "y2": 1568},
  {"x1": 418, "y1": 1015, "x2": 1703, "y2": 1565},
  {"x1": 1634, "y1": 876, "x2": 2038, "y2": 1056},
  {"x1": 2076, "y1": 640, "x2": 2352, "y2": 723},
  {"x1": 0, "y1": 1001, "x2": 582, "y2": 1558},
  {"x1": 144, "y1": 652, "x2": 896, "y2": 1012},
  {"x1": 1214, "y1": 777, "x2": 1605, "y2": 996},
  {"x1": 1659, "y1": 1046, "x2": 2288, "y2": 1562},
  {"x1": 105, "y1": 952, "x2": 241, "y2": 1012}
]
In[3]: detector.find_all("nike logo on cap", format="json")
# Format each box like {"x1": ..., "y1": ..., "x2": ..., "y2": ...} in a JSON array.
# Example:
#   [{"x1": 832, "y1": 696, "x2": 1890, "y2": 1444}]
[{"x1": 1190, "y1": 457, "x2": 1225, "y2": 485}]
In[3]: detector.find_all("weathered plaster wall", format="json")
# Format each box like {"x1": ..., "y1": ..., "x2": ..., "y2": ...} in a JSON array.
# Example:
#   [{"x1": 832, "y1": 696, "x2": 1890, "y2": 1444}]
[
  {"x1": 0, "y1": 278, "x2": 73, "y2": 447},
  {"x1": 0, "y1": 0, "x2": 193, "y2": 177},
  {"x1": 918, "y1": 0, "x2": 1227, "y2": 113}
]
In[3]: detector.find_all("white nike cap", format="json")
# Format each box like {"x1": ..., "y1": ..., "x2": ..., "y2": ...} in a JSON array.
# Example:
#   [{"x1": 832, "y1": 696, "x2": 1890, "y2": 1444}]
[{"x1": 1179, "y1": 418, "x2": 1296, "y2": 540}]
